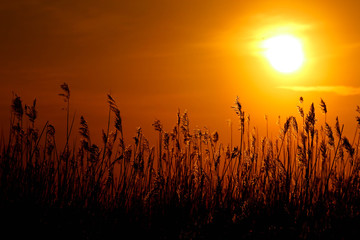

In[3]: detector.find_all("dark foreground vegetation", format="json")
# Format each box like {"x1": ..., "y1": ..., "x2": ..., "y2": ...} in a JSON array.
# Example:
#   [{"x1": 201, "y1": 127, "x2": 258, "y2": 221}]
[{"x1": 2, "y1": 83, "x2": 360, "y2": 239}]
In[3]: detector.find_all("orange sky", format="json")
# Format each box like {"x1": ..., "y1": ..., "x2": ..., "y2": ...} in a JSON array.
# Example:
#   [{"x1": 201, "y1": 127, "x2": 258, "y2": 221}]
[{"x1": 1, "y1": 0, "x2": 360, "y2": 145}]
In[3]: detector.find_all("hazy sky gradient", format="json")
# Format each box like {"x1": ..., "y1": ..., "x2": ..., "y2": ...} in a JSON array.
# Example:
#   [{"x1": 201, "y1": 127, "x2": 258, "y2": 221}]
[{"x1": 1, "y1": 0, "x2": 360, "y2": 144}]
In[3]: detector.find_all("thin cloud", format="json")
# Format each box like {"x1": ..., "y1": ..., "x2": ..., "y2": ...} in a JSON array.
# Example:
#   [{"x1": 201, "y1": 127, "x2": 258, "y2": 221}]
[{"x1": 277, "y1": 85, "x2": 360, "y2": 96}]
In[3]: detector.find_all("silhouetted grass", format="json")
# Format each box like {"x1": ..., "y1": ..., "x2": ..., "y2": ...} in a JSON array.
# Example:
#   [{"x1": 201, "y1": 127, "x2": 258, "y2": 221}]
[{"x1": 2, "y1": 83, "x2": 360, "y2": 239}]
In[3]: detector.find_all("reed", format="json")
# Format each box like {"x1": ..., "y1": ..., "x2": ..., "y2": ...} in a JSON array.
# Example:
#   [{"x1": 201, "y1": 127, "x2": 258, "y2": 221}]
[{"x1": 1, "y1": 84, "x2": 360, "y2": 239}]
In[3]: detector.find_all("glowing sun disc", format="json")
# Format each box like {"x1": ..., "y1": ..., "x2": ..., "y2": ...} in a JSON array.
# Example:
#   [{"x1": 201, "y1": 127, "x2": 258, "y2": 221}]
[{"x1": 263, "y1": 34, "x2": 304, "y2": 73}]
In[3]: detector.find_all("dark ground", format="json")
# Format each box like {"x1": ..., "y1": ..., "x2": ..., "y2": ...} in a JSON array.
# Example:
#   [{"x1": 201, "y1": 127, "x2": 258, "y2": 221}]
[{"x1": 2, "y1": 199, "x2": 360, "y2": 240}]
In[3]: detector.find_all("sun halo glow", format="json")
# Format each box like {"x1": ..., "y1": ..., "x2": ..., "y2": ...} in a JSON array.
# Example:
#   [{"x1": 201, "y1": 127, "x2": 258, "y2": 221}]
[{"x1": 263, "y1": 34, "x2": 304, "y2": 74}]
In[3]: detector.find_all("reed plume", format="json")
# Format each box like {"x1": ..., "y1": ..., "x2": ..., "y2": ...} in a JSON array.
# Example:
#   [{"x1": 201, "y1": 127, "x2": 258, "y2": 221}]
[
  {"x1": 11, "y1": 94, "x2": 23, "y2": 121},
  {"x1": 25, "y1": 99, "x2": 37, "y2": 124}
]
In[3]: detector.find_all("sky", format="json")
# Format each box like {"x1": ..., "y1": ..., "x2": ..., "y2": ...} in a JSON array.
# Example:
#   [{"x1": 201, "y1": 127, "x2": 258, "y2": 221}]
[{"x1": 1, "y1": 0, "x2": 360, "y2": 145}]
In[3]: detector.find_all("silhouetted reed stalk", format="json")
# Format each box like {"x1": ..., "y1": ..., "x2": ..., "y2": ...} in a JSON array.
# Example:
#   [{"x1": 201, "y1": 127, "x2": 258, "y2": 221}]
[{"x1": 232, "y1": 96, "x2": 244, "y2": 173}]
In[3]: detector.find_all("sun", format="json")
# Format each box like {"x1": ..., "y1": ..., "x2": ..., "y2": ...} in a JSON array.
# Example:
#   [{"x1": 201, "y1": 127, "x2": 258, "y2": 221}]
[{"x1": 262, "y1": 34, "x2": 304, "y2": 74}]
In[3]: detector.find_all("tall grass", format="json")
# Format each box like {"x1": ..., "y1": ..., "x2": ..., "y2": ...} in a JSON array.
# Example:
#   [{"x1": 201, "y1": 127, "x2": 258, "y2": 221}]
[{"x1": 1, "y1": 83, "x2": 360, "y2": 238}]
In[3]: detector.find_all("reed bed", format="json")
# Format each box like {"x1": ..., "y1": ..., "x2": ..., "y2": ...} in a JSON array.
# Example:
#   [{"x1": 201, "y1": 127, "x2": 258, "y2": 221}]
[{"x1": 1, "y1": 83, "x2": 360, "y2": 239}]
